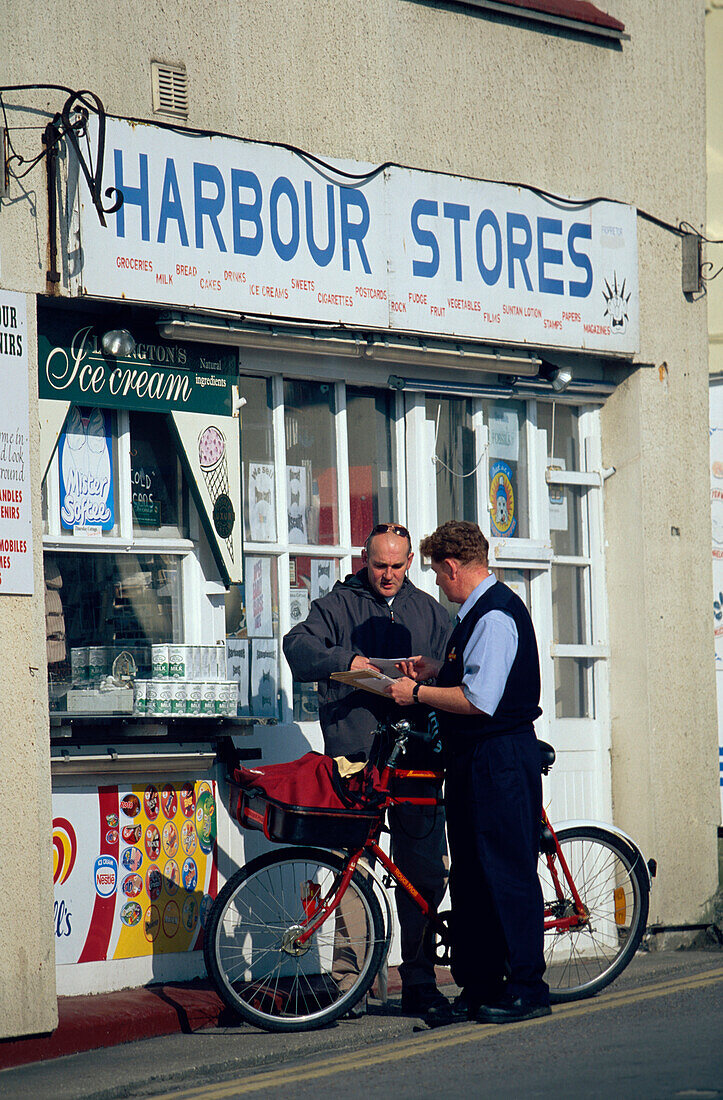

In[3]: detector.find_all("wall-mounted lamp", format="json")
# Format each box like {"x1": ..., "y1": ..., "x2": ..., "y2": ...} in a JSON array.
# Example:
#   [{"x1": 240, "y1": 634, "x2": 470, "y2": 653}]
[
  {"x1": 542, "y1": 364, "x2": 573, "y2": 392},
  {"x1": 101, "y1": 328, "x2": 136, "y2": 358}
]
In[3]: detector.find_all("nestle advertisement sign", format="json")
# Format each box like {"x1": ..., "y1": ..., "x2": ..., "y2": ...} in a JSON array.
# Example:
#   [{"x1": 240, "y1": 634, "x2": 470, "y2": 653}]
[{"x1": 72, "y1": 118, "x2": 639, "y2": 355}]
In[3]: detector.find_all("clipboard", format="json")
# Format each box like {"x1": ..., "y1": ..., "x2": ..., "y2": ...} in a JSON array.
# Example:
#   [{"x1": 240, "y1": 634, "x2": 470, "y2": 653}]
[{"x1": 330, "y1": 669, "x2": 396, "y2": 697}]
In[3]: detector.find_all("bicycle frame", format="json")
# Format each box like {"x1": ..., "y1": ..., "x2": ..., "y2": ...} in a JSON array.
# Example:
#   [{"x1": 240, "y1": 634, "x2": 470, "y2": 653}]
[{"x1": 296, "y1": 770, "x2": 594, "y2": 951}]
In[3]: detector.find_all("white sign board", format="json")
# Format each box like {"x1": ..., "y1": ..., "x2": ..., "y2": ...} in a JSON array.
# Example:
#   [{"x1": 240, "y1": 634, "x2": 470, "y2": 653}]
[
  {"x1": 0, "y1": 290, "x2": 34, "y2": 594},
  {"x1": 73, "y1": 119, "x2": 639, "y2": 355},
  {"x1": 709, "y1": 382, "x2": 723, "y2": 815}
]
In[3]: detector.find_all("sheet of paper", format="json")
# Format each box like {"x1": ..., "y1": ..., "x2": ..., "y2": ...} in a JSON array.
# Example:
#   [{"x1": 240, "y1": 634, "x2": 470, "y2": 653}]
[{"x1": 366, "y1": 657, "x2": 406, "y2": 678}]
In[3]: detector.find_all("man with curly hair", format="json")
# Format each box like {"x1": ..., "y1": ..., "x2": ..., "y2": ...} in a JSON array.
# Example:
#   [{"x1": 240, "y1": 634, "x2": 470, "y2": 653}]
[{"x1": 388, "y1": 520, "x2": 550, "y2": 1026}]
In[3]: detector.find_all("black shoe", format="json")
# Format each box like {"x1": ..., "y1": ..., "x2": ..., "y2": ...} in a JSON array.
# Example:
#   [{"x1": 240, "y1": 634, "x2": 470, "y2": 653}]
[
  {"x1": 400, "y1": 983, "x2": 450, "y2": 1018},
  {"x1": 343, "y1": 999, "x2": 367, "y2": 1019},
  {"x1": 476, "y1": 996, "x2": 551, "y2": 1025}
]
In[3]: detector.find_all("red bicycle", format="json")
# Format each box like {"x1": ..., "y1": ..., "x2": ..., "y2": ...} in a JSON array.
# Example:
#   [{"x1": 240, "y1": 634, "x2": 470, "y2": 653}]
[{"x1": 204, "y1": 720, "x2": 653, "y2": 1032}]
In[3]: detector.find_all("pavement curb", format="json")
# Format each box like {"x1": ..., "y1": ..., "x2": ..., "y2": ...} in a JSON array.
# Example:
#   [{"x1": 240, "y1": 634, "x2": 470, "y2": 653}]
[{"x1": 0, "y1": 965, "x2": 442, "y2": 1070}]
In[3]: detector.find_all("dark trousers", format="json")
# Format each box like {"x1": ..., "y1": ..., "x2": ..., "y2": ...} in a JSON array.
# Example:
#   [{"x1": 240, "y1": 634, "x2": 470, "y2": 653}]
[
  {"x1": 388, "y1": 799, "x2": 448, "y2": 989},
  {"x1": 444, "y1": 730, "x2": 548, "y2": 1005}
]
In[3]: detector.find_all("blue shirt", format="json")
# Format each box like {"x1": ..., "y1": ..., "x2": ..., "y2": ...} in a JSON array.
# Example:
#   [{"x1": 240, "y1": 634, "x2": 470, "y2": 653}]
[{"x1": 457, "y1": 575, "x2": 518, "y2": 716}]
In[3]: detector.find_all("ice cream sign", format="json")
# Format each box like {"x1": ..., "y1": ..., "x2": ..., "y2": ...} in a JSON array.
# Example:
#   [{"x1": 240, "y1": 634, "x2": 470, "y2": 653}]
[{"x1": 59, "y1": 407, "x2": 114, "y2": 532}]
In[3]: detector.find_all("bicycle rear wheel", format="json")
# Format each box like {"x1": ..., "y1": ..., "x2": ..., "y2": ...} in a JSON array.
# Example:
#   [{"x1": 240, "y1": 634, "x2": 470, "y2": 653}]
[
  {"x1": 539, "y1": 825, "x2": 649, "y2": 1002},
  {"x1": 204, "y1": 846, "x2": 387, "y2": 1032}
]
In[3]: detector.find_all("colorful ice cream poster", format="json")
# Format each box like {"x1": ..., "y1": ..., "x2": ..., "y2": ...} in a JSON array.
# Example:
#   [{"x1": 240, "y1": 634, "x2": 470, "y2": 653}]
[
  {"x1": 52, "y1": 779, "x2": 217, "y2": 964},
  {"x1": 287, "y1": 465, "x2": 308, "y2": 543},
  {"x1": 247, "y1": 462, "x2": 276, "y2": 542},
  {"x1": 246, "y1": 555, "x2": 273, "y2": 637},
  {"x1": 251, "y1": 639, "x2": 278, "y2": 717}
]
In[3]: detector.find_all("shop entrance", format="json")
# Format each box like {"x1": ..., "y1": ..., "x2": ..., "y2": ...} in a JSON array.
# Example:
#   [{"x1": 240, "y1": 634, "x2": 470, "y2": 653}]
[{"x1": 403, "y1": 390, "x2": 612, "y2": 824}]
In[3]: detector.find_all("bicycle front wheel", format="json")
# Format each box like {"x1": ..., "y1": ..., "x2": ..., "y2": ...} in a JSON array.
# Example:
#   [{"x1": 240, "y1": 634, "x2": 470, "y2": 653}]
[
  {"x1": 204, "y1": 846, "x2": 387, "y2": 1032},
  {"x1": 539, "y1": 825, "x2": 649, "y2": 1003}
]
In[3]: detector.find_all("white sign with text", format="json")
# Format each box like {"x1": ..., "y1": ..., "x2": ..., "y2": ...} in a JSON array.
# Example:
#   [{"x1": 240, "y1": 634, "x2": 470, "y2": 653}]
[
  {"x1": 74, "y1": 119, "x2": 639, "y2": 355},
  {"x1": 0, "y1": 290, "x2": 34, "y2": 594}
]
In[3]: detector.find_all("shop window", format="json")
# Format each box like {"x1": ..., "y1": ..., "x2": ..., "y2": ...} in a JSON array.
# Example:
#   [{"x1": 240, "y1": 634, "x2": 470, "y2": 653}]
[
  {"x1": 284, "y1": 379, "x2": 338, "y2": 545},
  {"x1": 482, "y1": 399, "x2": 529, "y2": 538},
  {"x1": 425, "y1": 396, "x2": 477, "y2": 527},
  {"x1": 240, "y1": 375, "x2": 276, "y2": 542},
  {"x1": 225, "y1": 554, "x2": 280, "y2": 718},
  {"x1": 46, "y1": 551, "x2": 183, "y2": 713},
  {"x1": 130, "y1": 411, "x2": 188, "y2": 538},
  {"x1": 289, "y1": 554, "x2": 341, "y2": 721},
  {"x1": 554, "y1": 657, "x2": 594, "y2": 719},
  {"x1": 347, "y1": 386, "x2": 396, "y2": 547}
]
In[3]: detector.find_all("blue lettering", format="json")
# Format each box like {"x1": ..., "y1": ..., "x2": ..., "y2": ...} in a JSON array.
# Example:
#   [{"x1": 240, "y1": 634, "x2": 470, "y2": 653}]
[
  {"x1": 340, "y1": 189, "x2": 371, "y2": 273},
  {"x1": 537, "y1": 217, "x2": 564, "y2": 295},
  {"x1": 443, "y1": 203, "x2": 470, "y2": 282},
  {"x1": 411, "y1": 199, "x2": 440, "y2": 278},
  {"x1": 231, "y1": 169, "x2": 263, "y2": 256},
  {"x1": 114, "y1": 150, "x2": 150, "y2": 241},
  {"x1": 568, "y1": 223, "x2": 593, "y2": 298},
  {"x1": 269, "y1": 177, "x2": 300, "y2": 261},
  {"x1": 475, "y1": 209, "x2": 502, "y2": 286},
  {"x1": 305, "y1": 181, "x2": 335, "y2": 267},
  {"x1": 507, "y1": 212, "x2": 533, "y2": 291},
  {"x1": 193, "y1": 162, "x2": 227, "y2": 252},
  {"x1": 157, "y1": 159, "x2": 189, "y2": 246}
]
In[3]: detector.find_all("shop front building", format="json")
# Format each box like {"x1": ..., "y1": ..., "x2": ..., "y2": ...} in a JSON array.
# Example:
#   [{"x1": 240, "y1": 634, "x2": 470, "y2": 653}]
[{"x1": 0, "y1": 0, "x2": 718, "y2": 1038}]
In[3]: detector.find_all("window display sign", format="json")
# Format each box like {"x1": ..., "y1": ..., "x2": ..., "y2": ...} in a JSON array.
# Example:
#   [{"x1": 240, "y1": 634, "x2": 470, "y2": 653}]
[
  {"x1": 52, "y1": 779, "x2": 217, "y2": 964},
  {"x1": 38, "y1": 308, "x2": 236, "y2": 417},
  {"x1": 0, "y1": 290, "x2": 34, "y2": 594},
  {"x1": 59, "y1": 407, "x2": 115, "y2": 532},
  {"x1": 72, "y1": 117, "x2": 639, "y2": 355}
]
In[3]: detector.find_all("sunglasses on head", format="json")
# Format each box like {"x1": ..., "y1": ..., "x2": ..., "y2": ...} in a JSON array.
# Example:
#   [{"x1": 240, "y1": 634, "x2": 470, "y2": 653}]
[{"x1": 365, "y1": 523, "x2": 411, "y2": 546}]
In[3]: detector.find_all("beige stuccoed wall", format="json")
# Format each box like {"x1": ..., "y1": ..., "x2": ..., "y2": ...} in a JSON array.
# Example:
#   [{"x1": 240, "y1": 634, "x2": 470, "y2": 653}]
[
  {"x1": 0, "y1": 0, "x2": 718, "y2": 1035},
  {"x1": 0, "y1": 303, "x2": 57, "y2": 1038}
]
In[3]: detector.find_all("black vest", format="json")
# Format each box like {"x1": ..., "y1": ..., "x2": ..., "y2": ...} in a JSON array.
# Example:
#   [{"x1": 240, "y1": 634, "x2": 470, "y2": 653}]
[{"x1": 436, "y1": 579, "x2": 542, "y2": 745}]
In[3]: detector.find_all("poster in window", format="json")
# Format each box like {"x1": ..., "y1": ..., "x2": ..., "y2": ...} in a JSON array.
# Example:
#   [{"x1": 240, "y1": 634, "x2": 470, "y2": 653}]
[
  {"x1": 246, "y1": 556, "x2": 273, "y2": 637},
  {"x1": 488, "y1": 407, "x2": 519, "y2": 462},
  {"x1": 247, "y1": 462, "x2": 276, "y2": 542},
  {"x1": 287, "y1": 465, "x2": 308, "y2": 543},
  {"x1": 489, "y1": 461, "x2": 517, "y2": 538},
  {"x1": 289, "y1": 587, "x2": 310, "y2": 627},
  {"x1": 548, "y1": 459, "x2": 569, "y2": 532},
  {"x1": 226, "y1": 638, "x2": 250, "y2": 711},
  {"x1": 251, "y1": 639, "x2": 278, "y2": 717},
  {"x1": 59, "y1": 407, "x2": 115, "y2": 533},
  {"x1": 311, "y1": 559, "x2": 335, "y2": 601}
]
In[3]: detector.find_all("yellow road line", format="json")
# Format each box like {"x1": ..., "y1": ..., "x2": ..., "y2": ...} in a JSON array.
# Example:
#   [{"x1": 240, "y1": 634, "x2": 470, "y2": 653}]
[{"x1": 149, "y1": 967, "x2": 723, "y2": 1100}]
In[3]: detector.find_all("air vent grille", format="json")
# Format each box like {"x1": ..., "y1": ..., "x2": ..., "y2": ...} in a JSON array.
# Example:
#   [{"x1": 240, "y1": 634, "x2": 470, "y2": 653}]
[{"x1": 152, "y1": 62, "x2": 188, "y2": 117}]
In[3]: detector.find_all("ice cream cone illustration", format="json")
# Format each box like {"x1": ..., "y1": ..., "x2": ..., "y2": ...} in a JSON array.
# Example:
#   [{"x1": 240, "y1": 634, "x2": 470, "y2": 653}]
[{"x1": 198, "y1": 425, "x2": 236, "y2": 561}]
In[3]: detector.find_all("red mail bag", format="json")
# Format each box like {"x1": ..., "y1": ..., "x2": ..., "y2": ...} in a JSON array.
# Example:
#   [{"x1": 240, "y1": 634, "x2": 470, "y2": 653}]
[{"x1": 232, "y1": 751, "x2": 388, "y2": 848}]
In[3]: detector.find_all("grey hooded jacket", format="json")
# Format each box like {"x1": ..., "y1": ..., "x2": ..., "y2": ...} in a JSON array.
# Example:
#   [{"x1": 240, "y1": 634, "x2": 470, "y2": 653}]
[{"x1": 283, "y1": 569, "x2": 451, "y2": 756}]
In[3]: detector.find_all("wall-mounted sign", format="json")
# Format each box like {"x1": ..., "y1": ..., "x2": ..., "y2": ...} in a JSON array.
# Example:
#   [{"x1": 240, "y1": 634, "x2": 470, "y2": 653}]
[
  {"x1": 38, "y1": 308, "x2": 236, "y2": 415},
  {"x1": 71, "y1": 117, "x2": 639, "y2": 355},
  {"x1": 59, "y1": 406, "x2": 115, "y2": 533},
  {"x1": 0, "y1": 290, "x2": 34, "y2": 594}
]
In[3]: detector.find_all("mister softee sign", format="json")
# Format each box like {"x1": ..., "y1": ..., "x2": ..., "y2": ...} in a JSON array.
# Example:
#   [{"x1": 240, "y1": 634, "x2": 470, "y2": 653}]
[{"x1": 73, "y1": 119, "x2": 639, "y2": 354}]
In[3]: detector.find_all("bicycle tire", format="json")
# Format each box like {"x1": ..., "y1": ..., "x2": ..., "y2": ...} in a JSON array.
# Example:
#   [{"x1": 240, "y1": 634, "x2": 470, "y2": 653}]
[
  {"x1": 204, "y1": 846, "x2": 387, "y2": 1032},
  {"x1": 539, "y1": 825, "x2": 649, "y2": 1003}
]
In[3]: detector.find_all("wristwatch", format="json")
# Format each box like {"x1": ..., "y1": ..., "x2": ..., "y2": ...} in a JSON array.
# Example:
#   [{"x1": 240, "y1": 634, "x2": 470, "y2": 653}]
[{"x1": 412, "y1": 683, "x2": 421, "y2": 701}]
